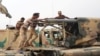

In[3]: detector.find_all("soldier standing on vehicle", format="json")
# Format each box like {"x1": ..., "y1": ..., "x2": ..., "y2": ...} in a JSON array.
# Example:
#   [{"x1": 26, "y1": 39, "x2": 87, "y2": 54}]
[
  {"x1": 7, "y1": 17, "x2": 25, "y2": 50},
  {"x1": 18, "y1": 13, "x2": 39, "y2": 49},
  {"x1": 55, "y1": 11, "x2": 70, "y2": 34}
]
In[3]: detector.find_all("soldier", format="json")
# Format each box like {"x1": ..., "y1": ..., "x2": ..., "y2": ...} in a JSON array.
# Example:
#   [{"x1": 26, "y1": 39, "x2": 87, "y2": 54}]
[
  {"x1": 55, "y1": 11, "x2": 70, "y2": 35},
  {"x1": 7, "y1": 17, "x2": 25, "y2": 50},
  {"x1": 18, "y1": 13, "x2": 39, "y2": 49}
]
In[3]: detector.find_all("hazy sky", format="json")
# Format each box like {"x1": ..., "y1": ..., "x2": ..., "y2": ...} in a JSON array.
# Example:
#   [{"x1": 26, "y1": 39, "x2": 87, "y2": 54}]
[{"x1": 0, "y1": 0, "x2": 100, "y2": 29}]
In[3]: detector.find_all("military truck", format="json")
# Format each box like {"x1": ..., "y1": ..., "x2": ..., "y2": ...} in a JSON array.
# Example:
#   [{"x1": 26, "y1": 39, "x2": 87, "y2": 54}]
[
  {"x1": 24, "y1": 17, "x2": 100, "y2": 56},
  {"x1": 0, "y1": 17, "x2": 100, "y2": 56}
]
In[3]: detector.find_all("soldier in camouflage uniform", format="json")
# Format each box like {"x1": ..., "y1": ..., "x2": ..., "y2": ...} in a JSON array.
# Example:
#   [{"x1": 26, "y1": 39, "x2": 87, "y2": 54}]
[
  {"x1": 18, "y1": 13, "x2": 39, "y2": 49},
  {"x1": 7, "y1": 17, "x2": 25, "y2": 50}
]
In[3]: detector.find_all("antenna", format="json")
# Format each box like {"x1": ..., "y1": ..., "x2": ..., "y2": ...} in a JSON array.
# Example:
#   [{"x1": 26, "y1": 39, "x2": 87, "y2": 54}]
[{"x1": 51, "y1": 0, "x2": 54, "y2": 17}]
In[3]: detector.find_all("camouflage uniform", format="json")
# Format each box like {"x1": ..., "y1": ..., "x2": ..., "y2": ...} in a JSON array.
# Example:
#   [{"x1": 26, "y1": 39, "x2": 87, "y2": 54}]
[
  {"x1": 13, "y1": 21, "x2": 24, "y2": 41},
  {"x1": 18, "y1": 18, "x2": 38, "y2": 48}
]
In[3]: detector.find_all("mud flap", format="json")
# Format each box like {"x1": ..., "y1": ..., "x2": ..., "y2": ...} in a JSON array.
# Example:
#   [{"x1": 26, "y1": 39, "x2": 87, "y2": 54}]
[{"x1": 30, "y1": 50, "x2": 57, "y2": 56}]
